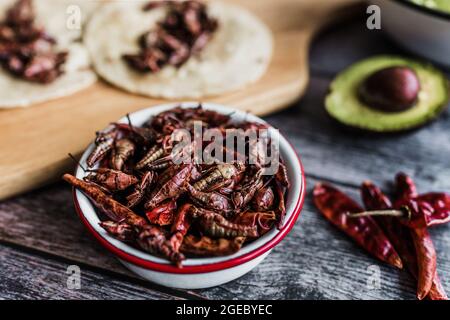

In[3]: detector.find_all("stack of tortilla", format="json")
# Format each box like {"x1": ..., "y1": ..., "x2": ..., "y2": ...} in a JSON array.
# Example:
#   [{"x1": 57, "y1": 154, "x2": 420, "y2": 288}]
[
  {"x1": 0, "y1": 0, "x2": 97, "y2": 108},
  {"x1": 83, "y1": 0, "x2": 274, "y2": 99},
  {"x1": 1, "y1": 0, "x2": 274, "y2": 107}
]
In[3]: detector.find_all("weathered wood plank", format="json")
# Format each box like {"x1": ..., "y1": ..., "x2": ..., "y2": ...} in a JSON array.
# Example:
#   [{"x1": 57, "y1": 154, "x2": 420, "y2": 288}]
[
  {"x1": 1, "y1": 18, "x2": 450, "y2": 300},
  {"x1": 0, "y1": 184, "x2": 205, "y2": 300},
  {"x1": 0, "y1": 183, "x2": 130, "y2": 276},
  {"x1": 1, "y1": 178, "x2": 448, "y2": 299},
  {"x1": 0, "y1": 243, "x2": 179, "y2": 300}
]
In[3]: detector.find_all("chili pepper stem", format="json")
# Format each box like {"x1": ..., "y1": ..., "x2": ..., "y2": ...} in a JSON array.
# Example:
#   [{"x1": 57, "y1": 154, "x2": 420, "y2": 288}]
[{"x1": 347, "y1": 210, "x2": 405, "y2": 218}]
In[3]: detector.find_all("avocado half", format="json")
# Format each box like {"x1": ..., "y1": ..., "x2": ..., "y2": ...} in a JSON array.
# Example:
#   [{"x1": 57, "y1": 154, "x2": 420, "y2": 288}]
[{"x1": 325, "y1": 56, "x2": 449, "y2": 132}]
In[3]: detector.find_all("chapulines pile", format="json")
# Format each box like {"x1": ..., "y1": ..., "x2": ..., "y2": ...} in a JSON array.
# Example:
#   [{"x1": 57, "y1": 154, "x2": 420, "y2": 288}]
[
  {"x1": 0, "y1": 0, "x2": 67, "y2": 83},
  {"x1": 64, "y1": 106, "x2": 289, "y2": 268},
  {"x1": 123, "y1": 0, "x2": 218, "y2": 73},
  {"x1": 314, "y1": 174, "x2": 449, "y2": 300}
]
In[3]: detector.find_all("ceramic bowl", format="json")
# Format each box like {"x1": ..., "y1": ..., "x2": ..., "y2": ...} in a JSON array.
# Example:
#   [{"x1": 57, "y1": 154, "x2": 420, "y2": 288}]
[
  {"x1": 73, "y1": 102, "x2": 306, "y2": 289},
  {"x1": 370, "y1": 0, "x2": 450, "y2": 68}
]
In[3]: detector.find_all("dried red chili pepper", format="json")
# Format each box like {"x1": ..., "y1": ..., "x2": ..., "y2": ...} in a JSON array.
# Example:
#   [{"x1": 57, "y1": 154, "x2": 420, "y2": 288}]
[
  {"x1": 349, "y1": 198, "x2": 450, "y2": 229},
  {"x1": 395, "y1": 172, "x2": 418, "y2": 201},
  {"x1": 418, "y1": 193, "x2": 450, "y2": 218},
  {"x1": 361, "y1": 182, "x2": 415, "y2": 267},
  {"x1": 428, "y1": 274, "x2": 448, "y2": 300},
  {"x1": 253, "y1": 186, "x2": 275, "y2": 211},
  {"x1": 63, "y1": 174, "x2": 147, "y2": 228},
  {"x1": 146, "y1": 200, "x2": 177, "y2": 226},
  {"x1": 234, "y1": 211, "x2": 276, "y2": 238},
  {"x1": 170, "y1": 204, "x2": 201, "y2": 252},
  {"x1": 361, "y1": 181, "x2": 447, "y2": 300},
  {"x1": 394, "y1": 173, "x2": 450, "y2": 227},
  {"x1": 410, "y1": 227, "x2": 437, "y2": 300},
  {"x1": 396, "y1": 197, "x2": 450, "y2": 228},
  {"x1": 350, "y1": 186, "x2": 450, "y2": 229},
  {"x1": 85, "y1": 168, "x2": 138, "y2": 192},
  {"x1": 394, "y1": 174, "x2": 445, "y2": 300},
  {"x1": 313, "y1": 183, "x2": 403, "y2": 269},
  {"x1": 99, "y1": 221, "x2": 136, "y2": 242}
]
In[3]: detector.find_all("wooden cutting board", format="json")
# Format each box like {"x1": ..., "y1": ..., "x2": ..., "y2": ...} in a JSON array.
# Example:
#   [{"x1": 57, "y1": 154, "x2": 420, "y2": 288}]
[{"x1": 0, "y1": 0, "x2": 361, "y2": 200}]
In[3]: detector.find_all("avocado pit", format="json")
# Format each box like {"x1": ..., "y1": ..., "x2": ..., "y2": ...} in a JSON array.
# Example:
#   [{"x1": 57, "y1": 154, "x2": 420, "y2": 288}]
[{"x1": 358, "y1": 66, "x2": 421, "y2": 112}]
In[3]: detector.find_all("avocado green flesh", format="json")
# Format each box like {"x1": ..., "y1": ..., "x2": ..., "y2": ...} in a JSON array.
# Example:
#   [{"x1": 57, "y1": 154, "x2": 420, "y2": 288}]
[
  {"x1": 325, "y1": 56, "x2": 449, "y2": 132},
  {"x1": 410, "y1": 0, "x2": 450, "y2": 14}
]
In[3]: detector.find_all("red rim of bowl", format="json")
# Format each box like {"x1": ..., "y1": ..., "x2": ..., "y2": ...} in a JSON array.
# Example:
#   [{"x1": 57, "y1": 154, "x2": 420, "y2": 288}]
[{"x1": 73, "y1": 138, "x2": 306, "y2": 275}]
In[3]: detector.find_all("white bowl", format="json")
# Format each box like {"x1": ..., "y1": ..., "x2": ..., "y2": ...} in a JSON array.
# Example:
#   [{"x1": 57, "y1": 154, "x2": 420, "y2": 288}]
[
  {"x1": 369, "y1": 0, "x2": 450, "y2": 68},
  {"x1": 73, "y1": 102, "x2": 306, "y2": 289}
]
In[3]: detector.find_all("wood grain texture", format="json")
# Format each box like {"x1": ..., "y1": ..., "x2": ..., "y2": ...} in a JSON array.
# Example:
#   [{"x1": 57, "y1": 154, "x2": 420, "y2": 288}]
[
  {"x1": 0, "y1": 183, "x2": 206, "y2": 300},
  {"x1": 0, "y1": 0, "x2": 360, "y2": 201},
  {"x1": 0, "y1": 243, "x2": 181, "y2": 300},
  {"x1": 1, "y1": 17, "x2": 449, "y2": 300},
  {"x1": 0, "y1": 178, "x2": 448, "y2": 300}
]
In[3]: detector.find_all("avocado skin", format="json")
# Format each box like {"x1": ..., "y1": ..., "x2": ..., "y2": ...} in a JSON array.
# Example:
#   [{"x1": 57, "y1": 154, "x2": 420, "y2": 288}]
[{"x1": 325, "y1": 55, "x2": 449, "y2": 133}]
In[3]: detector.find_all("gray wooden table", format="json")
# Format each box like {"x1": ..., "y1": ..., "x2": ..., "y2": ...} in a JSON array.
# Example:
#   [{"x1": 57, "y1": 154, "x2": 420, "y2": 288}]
[{"x1": 1, "y1": 17, "x2": 449, "y2": 300}]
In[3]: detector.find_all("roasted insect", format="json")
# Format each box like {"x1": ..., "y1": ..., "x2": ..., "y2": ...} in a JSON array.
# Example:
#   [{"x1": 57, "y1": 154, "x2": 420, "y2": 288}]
[
  {"x1": 111, "y1": 138, "x2": 135, "y2": 171},
  {"x1": 181, "y1": 235, "x2": 245, "y2": 257},
  {"x1": 187, "y1": 184, "x2": 233, "y2": 214},
  {"x1": 115, "y1": 121, "x2": 157, "y2": 146},
  {"x1": 234, "y1": 211, "x2": 276, "y2": 237},
  {"x1": 137, "y1": 224, "x2": 185, "y2": 267},
  {"x1": 85, "y1": 168, "x2": 138, "y2": 192},
  {"x1": 136, "y1": 145, "x2": 166, "y2": 170},
  {"x1": 193, "y1": 163, "x2": 245, "y2": 192},
  {"x1": 145, "y1": 164, "x2": 193, "y2": 209},
  {"x1": 64, "y1": 105, "x2": 289, "y2": 267},
  {"x1": 253, "y1": 186, "x2": 275, "y2": 211},
  {"x1": 87, "y1": 126, "x2": 118, "y2": 167},
  {"x1": 0, "y1": 0, "x2": 68, "y2": 83},
  {"x1": 232, "y1": 169, "x2": 264, "y2": 209},
  {"x1": 126, "y1": 171, "x2": 155, "y2": 208},
  {"x1": 123, "y1": 1, "x2": 218, "y2": 73},
  {"x1": 198, "y1": 211, "x2": 258, "y2": 238}
]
